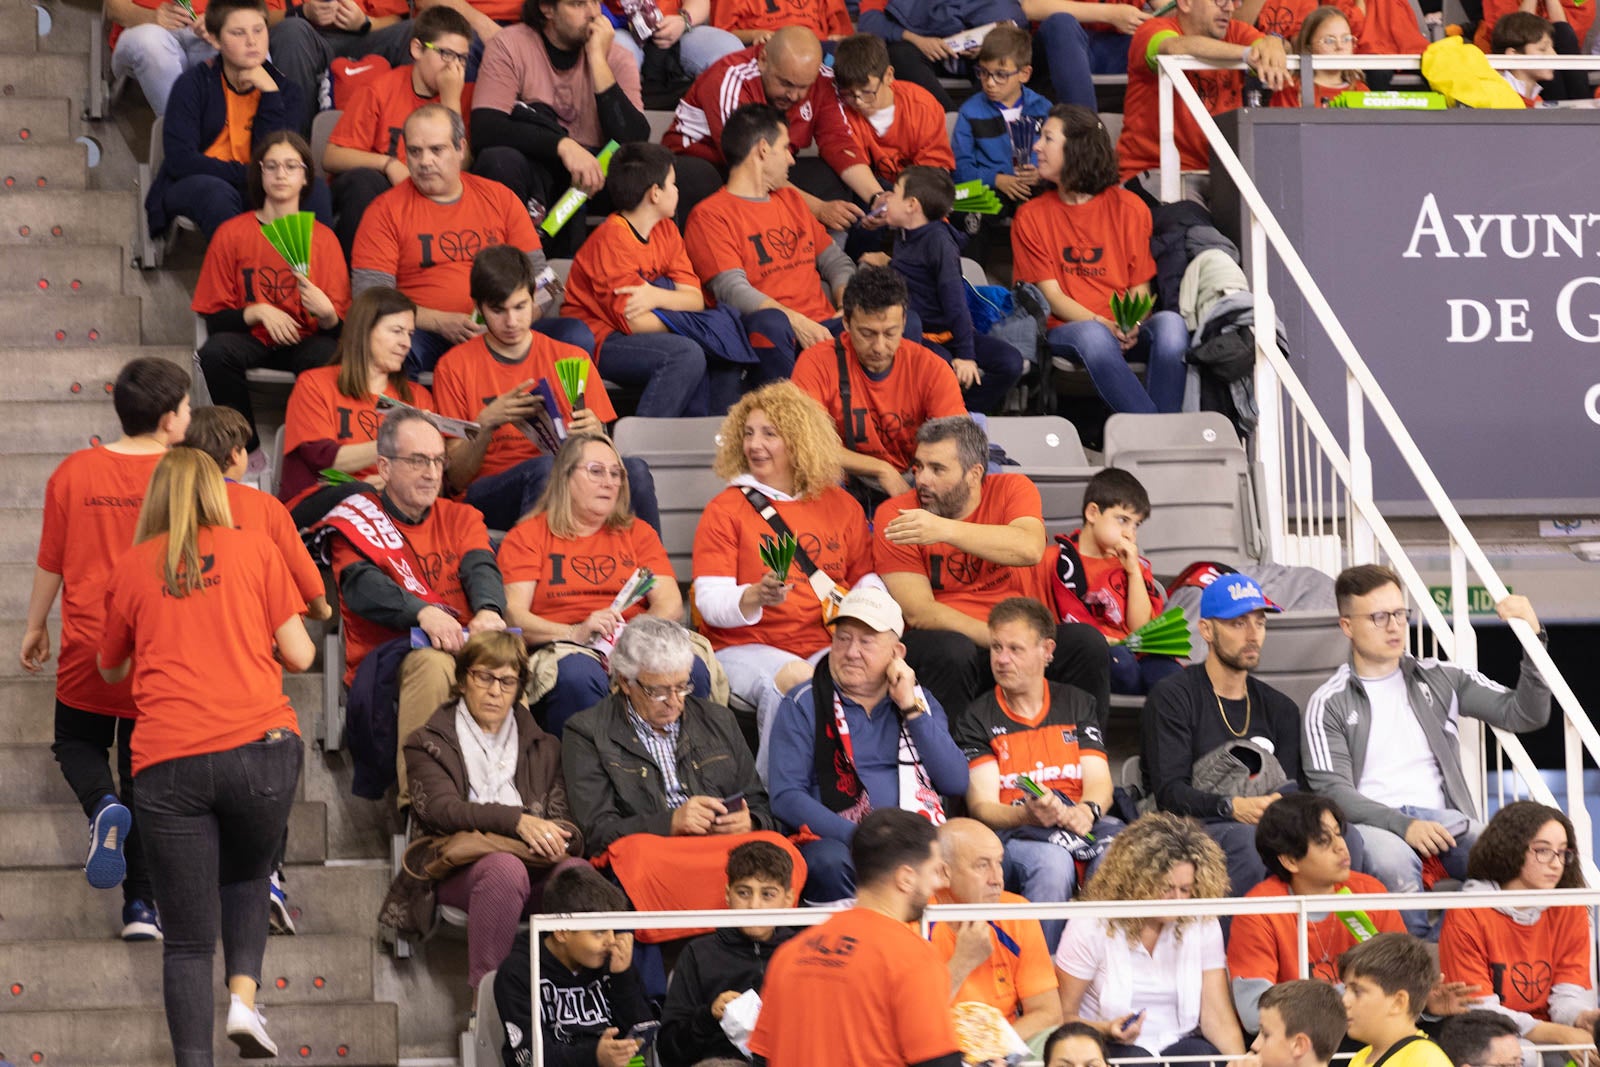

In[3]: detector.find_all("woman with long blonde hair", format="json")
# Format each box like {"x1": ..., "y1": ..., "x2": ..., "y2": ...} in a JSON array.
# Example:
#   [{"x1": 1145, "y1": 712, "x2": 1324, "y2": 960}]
[
  {"x1": 98, "y1": 447, "x2": 315, "y2": 1066},
  {"x1": 689, "y1": 381, "x2": 880, "y2": 770},
  {"x1": 1054, "y1": 813, "x2": 1246, "y2": 1063}
]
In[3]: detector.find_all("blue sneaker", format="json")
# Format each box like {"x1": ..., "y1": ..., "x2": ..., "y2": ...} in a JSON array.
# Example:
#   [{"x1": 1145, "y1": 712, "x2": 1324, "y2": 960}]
[
  {"x1": 268, "y1": 869, "x2": 296, "y2": 935},
  {"x1": 121, "y1": 899, "x2": 163, "y2": 942},
  {"x1": 85, "y1": 796, "x2": 130, "y2": 889}
]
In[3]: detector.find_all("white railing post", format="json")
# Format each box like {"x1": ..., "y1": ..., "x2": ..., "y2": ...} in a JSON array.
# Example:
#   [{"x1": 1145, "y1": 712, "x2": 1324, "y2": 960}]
[
  {"x1": 1345, "y1": 374, "x2": 1375, "y2": 565},
  {"x1": 1450, "y1": 541, "x2": 1486, "y2": 818},
  {"x1": 1158, "y1": 67, "x2": 1179, "y2": 203},
  {"x1": 1250, "y1": 223, "x2": 1289, "y2": 566}
]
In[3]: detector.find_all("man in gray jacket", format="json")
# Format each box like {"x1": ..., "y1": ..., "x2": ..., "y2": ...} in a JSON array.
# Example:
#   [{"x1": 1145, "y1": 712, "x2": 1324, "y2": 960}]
[{"x1": 1303, "y1": 564, "x2": 1550, "y2": 936}]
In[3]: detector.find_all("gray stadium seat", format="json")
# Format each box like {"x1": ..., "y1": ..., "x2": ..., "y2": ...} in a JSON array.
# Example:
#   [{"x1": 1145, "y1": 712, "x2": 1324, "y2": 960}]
[
  {"x1": 612, "y1": 416, "x2": 729, "y2": 578},
  {"x1": 645, "y1": 108, "x2": 675, "y2": 144},
  {"x1": 1189, "y1": 609, "x2": 1345, "y2": 714},
  {"x1": 137, "y1": 116, "x2": 200, "y2": 269},
  {"x1": 472, "y1": 967, "x2": 507, "y2": 1067},
  {"x1": 983, "y1": 415, "x2": 1100, "y2": 534},
  {"x1": 310, "y1": 108, "x2": 342, "y2": 178},
  {"x1": 1102, "y1": 412, "x2": 1264, "y2": 577},
  {"x1": 959, "y1": 257, "x2": 988, "y2": 289}
]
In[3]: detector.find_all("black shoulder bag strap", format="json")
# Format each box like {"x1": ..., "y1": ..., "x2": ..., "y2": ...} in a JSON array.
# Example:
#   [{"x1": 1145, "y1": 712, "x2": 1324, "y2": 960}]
[
  {"x1": 835, "y1": 335, "x2": 857, "y2": 453},
  {"x1": 739, "y1": 486, "x2": 842, "y2": 609}
]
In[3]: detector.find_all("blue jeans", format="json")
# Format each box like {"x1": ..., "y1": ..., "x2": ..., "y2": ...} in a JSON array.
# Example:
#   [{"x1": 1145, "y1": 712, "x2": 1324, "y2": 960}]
[
  {"x1": 613, "y1": 21, "x2": 743, "y2": 76},
  {"x1": 1352, "y1": 806, "x2": 1480, "y2": 937},
  {"x1": 922, "y1": 333, "x2": 1027, "y2": 415},
  {"x1": 1038, "y1": 14, "x2": 1132, "y2": 109},
  {"x1": 1108, "y1": 647, "x2": 1184, "y2": 695},
  {"x1": 159, "y1": 173, "x2": 333, "y2": 241},
  {"x1": 405, "y1": 318, "x2": 597, "y2": 378},
  {"x1": 539, "y1": 654, "x2": 711, "y2": 738},
  {"x1": 1047, "y1": 309, "x2": 1188, "y2": 414},
  {"x1": 597, "y1": 331, "x2": 737, "y2": 417},
  {"x1": 464, "y1": 454, "x2": 660, "y2": 534},
  {"x1": 1003, "y1": 816, "x2": 1125, "y2": 951},
  {"x1": 798, "y1": 836, "x2": 855, "y2": 904}
]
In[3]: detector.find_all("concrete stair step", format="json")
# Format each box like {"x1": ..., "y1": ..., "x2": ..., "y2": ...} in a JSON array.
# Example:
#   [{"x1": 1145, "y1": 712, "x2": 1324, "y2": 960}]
[
  {"x1": 1, "y1": 346, "x2": 188, "y2": 400},
  {"x1": 0, "y1": 862, "x2": 392, "y2": 942},
  {"x1": 0, "y1": 679, "x2": 53, "y2": 742},
  {"x1": 0, "y1": 561, "x2": 37, "y2": 613},
  {"x1": 0, "y1": 1001, "x2": 399, "y2": 1066},
  {"x1": 0, "y1": 55, "x2": 90, "y2": 109},
  {"x1": 0, "y1": 0, "x2": 39, "y2": 52},
  {"x1": 0, "y1": 397, "x2": 127, "y2": 454},
  {"x1": 0, "y1": 98, "x2": 71, "y2": 144},
  {"x1": 0, "y1": 248, "x2": 129, "y2": 297},
  {"x1": 0, "y1": 934, "x2": 374, "y2": 1013},
  {"x1": 0, "y1": 619, "x2": 58, "y2": 677},
  {"x1": 0, "y1": 296, "x2": 141, "y2": 348},
  {"x1": 0, "y1": 505, "x2": 43, "y2": 563},
  {"x1": 0, "y1": 743, "x2": 78, "y2": 804},
  {"x1": 0, "y1": 189, "x2": 135, "y2": 248},
  {"x1": 0, "y1": 142, "x2": 87, "y2": 191},
  {"x1": 0, "y1": 801, "x2": 330, "y2": 868},
  {"x1": 0, "y1": 457, "x2": 59, "y2": 505}
]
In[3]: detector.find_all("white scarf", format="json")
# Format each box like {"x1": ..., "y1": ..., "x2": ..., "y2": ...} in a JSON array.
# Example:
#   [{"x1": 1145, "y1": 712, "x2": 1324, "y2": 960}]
[
  {"x1": 831, "y1": 687, "x2": 946, "y2": 826},
  {"x1": 1098, "y1": 919, "x2": 1204, "y2": 1037},
  {"x1": 456, "y1": 700, "x2": 521, "y2": 805}
]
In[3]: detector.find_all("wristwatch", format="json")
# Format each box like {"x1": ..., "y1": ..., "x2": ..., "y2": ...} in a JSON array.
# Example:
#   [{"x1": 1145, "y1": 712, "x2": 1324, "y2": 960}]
[
  {"x1": 1217, "y1": 796, "x2": 1235, "y2": 819},
  {"x1": 1083, "y1": 800, "x2": 1103, "y2": 822}
]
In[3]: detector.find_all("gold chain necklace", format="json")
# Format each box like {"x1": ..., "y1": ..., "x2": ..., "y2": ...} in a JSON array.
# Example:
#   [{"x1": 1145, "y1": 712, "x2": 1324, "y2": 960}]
[{"x1": 1215, "y1": 689, "x2": 1251, "y2": 738}]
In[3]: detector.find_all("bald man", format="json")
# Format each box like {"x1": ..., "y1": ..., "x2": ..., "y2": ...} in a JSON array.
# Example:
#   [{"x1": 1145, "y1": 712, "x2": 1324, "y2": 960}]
[
  {"x1": 929, "y1": 819, "x2": 1062, "y2": 1056},
  {"x1": 664, "y1": 26, "x2": 863, "y2": 230}
]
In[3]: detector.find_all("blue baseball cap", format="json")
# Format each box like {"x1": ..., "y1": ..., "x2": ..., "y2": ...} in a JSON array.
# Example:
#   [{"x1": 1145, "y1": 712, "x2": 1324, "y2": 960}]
[{"x1": 1199, "y1": 573, "x2": 1282, "y2": 620}]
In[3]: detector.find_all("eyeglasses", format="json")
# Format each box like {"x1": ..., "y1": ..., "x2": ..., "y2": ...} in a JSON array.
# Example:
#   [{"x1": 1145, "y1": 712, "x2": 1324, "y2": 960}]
[
  {"x1": 577, "y1": 462, "x2": 625, "y2": 482},
  {"x1": 1346, "y1": 608, "x2": 1410, "y2": 628},
  {"x1": 633, "y1": 680, "x2": 693, "y2": 703},
  {"x1": 421, "y1": 40, "x2": 469, "y2": 65},
  {"x1": 260, "y1": 160, "x2": 306, "y2": 174},
  {"x1": 1317, "y1": 33, "x2": 1357, "y2": 46},
  {"x1": 466, "y1": 668, "x2": 521, "y2": 693},
  {"x1": 841, "y1": 78, "x2": 885, "y2": 105},
  {"x1": 382, "y1": 452, "x2": 448, "y2": 472},
  {"x1": 976, "y1": 66, "x2": 1022, "y2": 83},
  {"x1": 1528, "y1": 844, "x2": 1577, "y2": 866}
]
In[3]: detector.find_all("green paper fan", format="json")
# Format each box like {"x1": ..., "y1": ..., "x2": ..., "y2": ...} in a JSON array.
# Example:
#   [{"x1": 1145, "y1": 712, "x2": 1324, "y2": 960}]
[
  {"x1": 1110, "y1": 290, "x2": 1155, "y2": 334},
  {"x1": 261, "y1": 211, "x2": 314, "y2": 274},
  {"x1": 758, "y1": 533, "x2": 798, "y2": 579},
  {"x1": 554, "y1": 357, "x2": 588, "y2": 410},
  {"x1": 1116, "y1": 604, "x2": 1192, "y2": 657}
]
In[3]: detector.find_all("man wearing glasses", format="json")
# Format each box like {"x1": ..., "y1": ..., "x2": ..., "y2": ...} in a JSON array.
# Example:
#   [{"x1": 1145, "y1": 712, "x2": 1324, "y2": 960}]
[
  {"x1": 328, "y1": 407, "x2": 509, "y2": 805},
  {"x1": 1304, "y1": 563, "x2": 1551, "y2": 935}
]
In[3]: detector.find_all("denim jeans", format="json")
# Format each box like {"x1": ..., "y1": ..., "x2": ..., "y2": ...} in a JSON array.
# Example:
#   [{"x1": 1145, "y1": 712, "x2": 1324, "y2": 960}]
[
  {"x1": 921, "y1": 333, "x2": 1028, "y2": 415},
  {"x1": 1037, "y1": 14, "x2": 1132, "y2": 109},
  {"x1": 1108, "y1": 646, "x2": 1184, "y2": 695},
  {"x1": 1003, "y1": 816, "x2": 1125, "y2": 950},
  {"x1": 464, "y1": 455, "x2": 661, "y2": 534},
  {"x1": 134, "y1": 732, "x2": 303, "y2": 1067},
  {"x1": 1047, "y1": 309, "x2": 1188, "y2": 414},
  {"x1": 405, "y1": 318, "x2": 597, "y2": 378},
  {"x1": 53, "y1": 701, "x2": 153, "y2": 904},
  {"x1": 1352, "y1": 806, "x2": 1480, "y2": 937},
  {"x1": 538, "y1": 652, "x2": 710, "y2": 738},
  {"x1": 613, "y1": 22, "x2": 743, "y2": 76},
  {"x1": 597, "y1": 330, "x2": 737, "y2": 417},
  {"x1": 158, "y1": 172, "x2": 334, "y2": 241}
]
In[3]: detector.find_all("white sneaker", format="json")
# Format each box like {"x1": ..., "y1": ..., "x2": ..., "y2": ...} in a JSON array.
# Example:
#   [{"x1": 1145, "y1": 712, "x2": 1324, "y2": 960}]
[{"x1": 226, "y1": 994, "x2": 278, "y2": 1059}]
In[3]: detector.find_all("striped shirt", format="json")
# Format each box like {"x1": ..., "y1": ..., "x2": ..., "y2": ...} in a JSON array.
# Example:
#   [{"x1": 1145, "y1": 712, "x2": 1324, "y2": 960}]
[{"x1": 626, "y1": 702, "x2": 688, "y2": 808}]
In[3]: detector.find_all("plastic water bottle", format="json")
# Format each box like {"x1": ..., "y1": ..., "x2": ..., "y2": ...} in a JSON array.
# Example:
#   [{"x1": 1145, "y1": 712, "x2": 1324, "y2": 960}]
[{"x1": 539, "y1": 141, "x2": 620, "y2": 237}]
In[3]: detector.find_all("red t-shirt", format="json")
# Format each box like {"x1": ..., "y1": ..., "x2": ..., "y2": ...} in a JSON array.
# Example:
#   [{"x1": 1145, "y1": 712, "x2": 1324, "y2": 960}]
[
  {"x1": 225, "y1": 480, "x2": 325, "y2": 605},
  {"x1": 193, "y1": 211, "x2": 351, "y2": 347},
  {"x1": 498, "y1": 512, "x2": 675, "y2": 624},
  {"x1": 430, "y1": 333, "x2": 616, "y2": 480},
  {"x1": 751, "y1": 907, "x2": 960, "y2": 1067},
  {"x1": 791, "y1": 336, "x2": 966, "y2": 471},
  {"x1": 873, "y1": 474, "x2": 1049, "y2": 622},
  {"x1": 327, "y1": 64, "x2": 475, "y2": 160},
  {"x1": 685, "y1": 186, "x2": 837, "y2": 323},
  {"x1": 350, "y1": 173, "x2": 541, "y2": 314},
  {"x1": 1119, "y1": 16, "x2": 1263, "y2": 178},
  {"x1": 36, "y1": 447, "x2": 164, "y2": 717},
  {"x1": 828, "y1": 80, "x2": 956, "y2": 183},
  {"x1": 1268, "y1": 78, "x2": 1367, "y2": 107},
  {"x1": 1475, "y1": 0, "x2": 1591, "y2": 49},
  {"x1": 664, "y1": 46, "x2": 852, "y2": 168},
  {"x1": 99, "y1": 526, "x2": 304, "y2": 774},
  {"x1": 1440, "y1": 900, "x2": 1593, "y2": 1020},
  {"x1": 280, "y1": 365, "x2": 434, "y2": 502},
  {"x1": 710, "y1": 0, "x2": 851, "y2": 37},
  {"x1": 1060, "y1": 529, "x2": 1164, "y2": 641},
  {"x1": 1011, "y1": 187, "x2": 1156, "y2": 325},
  {"x1": 109, "y1": 0, "x2": 287, "y2": 49},
  {"x1": 691, "y1": 484, "x2": 873, "y2": 654},
  {"x1": 331, "y1": 498, "x2": 493, "y2": 683},
  {"x1": 564, "y1": 214, "x2": 703, "y2": 346},
  {"x1": 1228, "y1": 873, "x2": 1405, "y2": 985}
]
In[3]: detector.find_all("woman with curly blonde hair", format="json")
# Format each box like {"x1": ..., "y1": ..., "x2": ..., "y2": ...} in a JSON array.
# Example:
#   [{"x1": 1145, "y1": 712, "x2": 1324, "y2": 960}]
[
  {"x1": 691, "y1": 381, "x2": 880, "y2": 770},
  {"x1": 1054, "y1": 813, "x2": 1245, "y2": 1064}
]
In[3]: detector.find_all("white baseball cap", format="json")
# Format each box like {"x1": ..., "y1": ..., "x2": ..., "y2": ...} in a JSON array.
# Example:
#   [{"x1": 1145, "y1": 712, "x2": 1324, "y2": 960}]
[{"x1": 830, "y1": 587, "x2": 905, "y2": 638}]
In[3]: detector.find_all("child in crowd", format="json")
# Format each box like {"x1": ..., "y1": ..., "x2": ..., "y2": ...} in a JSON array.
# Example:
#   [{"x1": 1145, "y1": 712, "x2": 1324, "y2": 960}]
[
  {"x1": 1492, "y1": 12, "x2": 1558, "y2": 107},
  {"x1": 1477, "y1": 0, "x2": 1589, "y2": 102},
  {"x1": 657, "y1": 841, "x2": 799, "y2": 1067},
  {"x1": 829, "y1": 34, "x2": 955, "y2": 212},
  {"x1": 1250, "y1": 981, "x2": 1347, "y2": 1067},
  {"x1": 868, "y1": 165, "x2": 1023, "y2": 415},
  {"x1": 495, "y1": 865, "x2": 653, "y2": 1067},
  {"x1": 1341, "y1": 934, "x2": 1455, "y2": 1067},
  {"x1": 1053, "y1": 468, "x2": 1179, "y2": 694},
  {"x1": 1041, "y1": 1023, "x2": 1114, "y2": 1067},
  {"x1": 1270, "y1": 8, "x2": 1368, "y2": 107},
  {"x1": 952, "y1": 25, "x2": 1051, "y2": 212},
  {"x1": 565, "y1": 142, "x2": 745, "y2": 419}
]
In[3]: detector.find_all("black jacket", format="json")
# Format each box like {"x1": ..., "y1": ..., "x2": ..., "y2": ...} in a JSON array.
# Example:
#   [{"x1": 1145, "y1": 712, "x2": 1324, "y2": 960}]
[
  {"x1": 496, "y1": 932, "x2": 652, "y2": 1067},
  {"x1": 657, "y1": 926, "x2": 796, "y2": 1066}
]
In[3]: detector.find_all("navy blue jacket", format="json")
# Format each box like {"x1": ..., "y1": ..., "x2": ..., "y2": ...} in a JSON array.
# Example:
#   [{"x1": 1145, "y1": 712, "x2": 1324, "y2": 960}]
[
  {"x1": 952, "y1": 85, "x2": 1053, "y2": 186},
  {"x1": 146, "y1": 57, "x2": 301, "y2": 235},
  {"x1": 891, "y1": 220, "x2": 976, "y2": 362}
]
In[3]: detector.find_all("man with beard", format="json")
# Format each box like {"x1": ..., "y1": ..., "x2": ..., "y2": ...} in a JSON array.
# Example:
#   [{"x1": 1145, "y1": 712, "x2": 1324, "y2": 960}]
[
  {"x1": 873, "y1": 416, "x2": 1110, "y2": 724},
  {"x1": 1140, "y1": 573, "x2": 1304, "y2": 895}
]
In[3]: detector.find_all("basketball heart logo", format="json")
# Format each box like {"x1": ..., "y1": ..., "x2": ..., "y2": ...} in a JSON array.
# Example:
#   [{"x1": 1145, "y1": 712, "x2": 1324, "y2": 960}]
[
  {"x1": 1258, "y1": 8, "x2": 1294, "y2": 37},
  {"x1": 765, "y1": 226, "x2": 801, "y2": 259},
  {"x1": 944, "y1": 551, "x2": 981, "y2": 584},
  {"x1": 418, "y1": 551, "x2": 446, "y2": 588},
  {"x1": 357, "y1": 409, "x2": 381, "y2": 438},
  {"x1": 256, "y1": 265, "x2": 298, "y2": 305},
  {"x1": 798, "y1": 533, "x2": 822, "y2": 561},
  {"x1": 437, "y1": 230, "x2": 484, "y2": 262},
  {"x1": 1510, "y1": 961, "x2": 1552, "y2": 1002},
  {"x1": 571, "y1": 555, "x2": 617, "y2": 585}
]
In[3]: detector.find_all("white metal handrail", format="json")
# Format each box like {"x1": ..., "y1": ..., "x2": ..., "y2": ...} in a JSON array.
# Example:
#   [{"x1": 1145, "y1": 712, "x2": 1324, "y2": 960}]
[
  {"x1": 526, "y1": 888, "x2": 1600, "y2": 1067},
  {"x1": 1153, "y1": 53, "x2": 1600, "y2": 871}
]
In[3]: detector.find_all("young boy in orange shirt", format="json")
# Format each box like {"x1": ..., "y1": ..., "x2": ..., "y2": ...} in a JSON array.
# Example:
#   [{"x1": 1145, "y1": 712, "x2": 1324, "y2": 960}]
[
  {"x1": 1492, "y1": 12, "x2": 1558, "y2": 107},
  {"x1": 565, "y1": 142, "x2": 747, "y2": 417}
]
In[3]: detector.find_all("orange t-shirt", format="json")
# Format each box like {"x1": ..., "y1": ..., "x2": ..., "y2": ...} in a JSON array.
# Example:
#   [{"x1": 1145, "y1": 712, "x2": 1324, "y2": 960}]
[
  {"x1": 331, "y1": 497, "x2": 493, "y2": 683},
  {"x1": 954, "y1": 683, "x2": 1107, "y2": 805},
  {"x1": 1268, "y1": 78, "x2": 1368, "y2": 107},
  {"x1": 791, "y1": 335, "x2": 966, "y2": 471},
  {"x1": 430, "y1": 333, "x2": 616, "y2": 480},
  {"x1": 1119, "y1": 16, "x2": 1263, "y2": 178},
  {"x1": 873, "y1": 474, "x2": 1049, "y2": 623},
  {"x1": 691, "y1": 484, "x2": 873, "y2": 655},
  {"x1": 564, "y1": 214, "x2": 703, "y2": 346},
  {"x1": 99, "y1": 526, "x2": 304, "y2": 774},
  {"x1": 327, "y1": 64, "x2": 475, "y2": 160},
  {"x1": 751, "y1": 907, "x2": 961, "y2": 1067},
  {"x1": 192, "y1": 212, "x2": 352, "y2": 346},
  {"x1": 710, "y1": 0, "x2": 851, "y2": 37},
  {"x1": 929, "y1": 891, "x2": 1057, "y2": 1016},
  {"x1": 204, "y1": 77, "x2": 262, "y2": 164},
  {"x1": 497, "y1": 511, "x2": 675, "y2": 624},
  {"x1": 684, "y1": 186, "x2": 837, "y2": 323},
  {"x1": 1440, "y1": 900, "x2": 1593, "y2": 1019},
  {"x1": 1227, "y1": 873, "x2": 1405, "y2": 985},
  {"x1": 1011, "y1": 187, "x2": 1156, "y2": 326},
  {"x1": 36, "y1": 447, "x2": 165, "y2": 718},
  {"x1": 281, "y1": 366, "x2": 434, "y2": 496},
  {"x1": 350, "y1": 172, "x2": 542, "y2": 314},
  {"x1": 1476, "y1": 0, "x2": 1592, "y2": 49},
  {"x1": 225, "y1": 480, "x2": 325, "y2": 604},
  {"x1": 829, "y1": 81, "x2": 956, "y2": 183}
]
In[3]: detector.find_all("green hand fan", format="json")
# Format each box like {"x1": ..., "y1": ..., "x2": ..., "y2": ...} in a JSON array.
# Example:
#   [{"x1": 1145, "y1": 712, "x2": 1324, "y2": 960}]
[
  {"x1": 758, "y1": 533, "x2": 798, "y2": 579},
  {"x1": 1110, "y1": 290, "x2": 1155, "y2": 334},
  {"x1": 318, "y1": 468, "x2": 358, "y2": 485},
  {"x1": 951, "y1": 179, "x2": 1003, "y2": 215},
  {"x1": 554, "y1": 357, "x2": 589, "y2": 411},
  {"x1": 261, "y1": 211, "x2": 314, "y2": 274},
  {"x1": 1115, "y1": 604, "x2": 1192, "y2": 657}
]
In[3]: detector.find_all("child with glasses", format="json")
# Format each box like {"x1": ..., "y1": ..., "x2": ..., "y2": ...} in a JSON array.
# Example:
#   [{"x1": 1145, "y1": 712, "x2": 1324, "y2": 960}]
[{"x1": 1269, "y1": 6, "x2": 1367, "y2": 107}]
